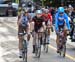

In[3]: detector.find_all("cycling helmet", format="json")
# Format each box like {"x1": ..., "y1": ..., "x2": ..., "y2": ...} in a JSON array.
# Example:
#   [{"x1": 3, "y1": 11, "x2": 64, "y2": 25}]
[
  {"x1": 58, "y1": 7, "x2": 64, "y2": 13},
  {"x1": 35, "y1": 10, "x2": 42, "y2": 14}
]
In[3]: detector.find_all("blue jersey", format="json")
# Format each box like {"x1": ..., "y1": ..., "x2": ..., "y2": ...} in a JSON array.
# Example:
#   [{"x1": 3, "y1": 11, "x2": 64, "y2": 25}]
[
  {"x1": 21, "y1": 15, "x2": 30, "y2": 27},
  {"x1": 55, "y1": 12, "x2": 70, "y2": 31}
]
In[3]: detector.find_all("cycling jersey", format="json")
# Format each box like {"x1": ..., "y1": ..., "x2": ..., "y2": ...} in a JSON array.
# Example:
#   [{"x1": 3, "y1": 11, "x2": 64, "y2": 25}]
[
  {"x1": 55, "y1": 12, "x2": 70, "y2": 31},
  {"x1": 42, "y1": 13, "x2": 52, "y2": 25},
  {"x1": 32, "y1": 16, "x2": 44, "y2": 32},
  {"x1": 21, "y1": 14, "x2": 30, "y2": 27}
]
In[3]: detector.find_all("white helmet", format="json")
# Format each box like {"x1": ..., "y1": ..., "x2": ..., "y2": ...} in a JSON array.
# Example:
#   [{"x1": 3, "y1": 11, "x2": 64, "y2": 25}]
[{"x1": 35, "y1": 10, "x2": 42, "y2": 14}]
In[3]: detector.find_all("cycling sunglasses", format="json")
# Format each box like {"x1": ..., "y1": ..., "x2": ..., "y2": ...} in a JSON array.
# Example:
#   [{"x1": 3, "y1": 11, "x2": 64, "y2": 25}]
[{"x1": 59, "y1": 12, "x2": 64, "y2": 14}]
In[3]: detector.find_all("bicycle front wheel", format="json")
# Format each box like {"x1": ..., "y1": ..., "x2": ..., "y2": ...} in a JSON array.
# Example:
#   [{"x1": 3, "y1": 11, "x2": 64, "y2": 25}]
[
  {"x1": 62, "y1": 43, "x2": 66, "y2": 57},
  {"x1": 22, "y1": 40, "x2": 27, "y2": 62},
  {"x1": 23, "y1": 48, "x2": 27, "y2": 62}
]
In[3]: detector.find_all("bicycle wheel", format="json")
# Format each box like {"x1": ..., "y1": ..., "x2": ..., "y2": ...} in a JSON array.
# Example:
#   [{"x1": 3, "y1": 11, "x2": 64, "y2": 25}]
[
  {"x1": 62, "y1": 43, "x2": 66, "y2": 57},
  {"x1": 44, "y1": 39, "x2": 48, "y2": 53},
  {"x1": 35, "y1": 45, "x2": 38, "y2": 57},
  {"x1": 37, "y1": 38, "x2": 41, "y2": 58},
  {"x1": 46, "y1": 44, "x2": 48, "y2": 53},
  {"x1": 58, "y1": 41, "x2": 62, "y2": 56},
  {"x1": 23, "y1": 40, "x2": 27, "y2": 62},
  {"x1": 35, "y1": 44, "x2": 41, "y2": 58},
  {"x1": 22, "y1": 49, "x2": 27, "y2": 62},
  {"x1": 43, "y1": 32, "x2": 46, "y2": 51}
]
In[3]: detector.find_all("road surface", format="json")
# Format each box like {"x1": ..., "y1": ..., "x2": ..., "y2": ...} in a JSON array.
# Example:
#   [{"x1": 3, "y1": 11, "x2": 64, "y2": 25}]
[{"x1": 0, "y1": 17, "x2": 75, "y2": 62}]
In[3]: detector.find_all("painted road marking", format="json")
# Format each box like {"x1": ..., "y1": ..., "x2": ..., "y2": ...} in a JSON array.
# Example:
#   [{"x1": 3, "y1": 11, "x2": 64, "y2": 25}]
[{"x1": 49, "y1": 45, "x2": 75, "y2": 61}]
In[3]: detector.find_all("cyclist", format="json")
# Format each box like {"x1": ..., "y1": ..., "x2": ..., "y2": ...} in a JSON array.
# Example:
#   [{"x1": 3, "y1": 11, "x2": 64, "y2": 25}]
[
  {"x1": 55, "y1": 7, "x2": 70, "y2": 53},
  {"x1": 32, "y1": 10, "x2": 45, "y2": 53},
  {"x1": 17, "y1": 9, "x2": 31, "y2": 58},
  {"x1": 42, "y1": 9, "x2": 53, "y2": 44}
]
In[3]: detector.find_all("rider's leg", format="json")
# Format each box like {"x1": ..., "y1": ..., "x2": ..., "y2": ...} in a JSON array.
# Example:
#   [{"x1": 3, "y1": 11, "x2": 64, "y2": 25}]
[
  {"x1": 18, "y1": 35, "x2": 23, "y2": 58},
  {"x1": 32, "y1": 31, "x2": 36, "y2": 53},
  {"x1": 64, "y1": 28, "x2": 67, "y2": 41},
  {"x1": 25, "y1": 23, "x2": 31, "y2": 42},
  {"x1": 18, "y1": 25, "x2": 24, "y2": 58},
  {"x1": 39, "y1": 27, "x2": 44, "y2": 45},
  {"x1": 56, "y1": 34, "x2": 60, "y2": 53},
  {"x1": 47, "y1": 29, "x2": 50, "y2": 44}
]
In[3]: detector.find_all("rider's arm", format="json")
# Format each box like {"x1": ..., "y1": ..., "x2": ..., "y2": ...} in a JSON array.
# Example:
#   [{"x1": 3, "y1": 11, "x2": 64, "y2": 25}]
[
  {"x1": 48, "y1": 13, "x2": 53, "y2": 26},
  {"x1": 17, "y1": 14, "x2": 23, "y2": 25},
  {"x1": 17, "y1": 15, "x2": 20, "y2": 25},
  {"x1": 55, "y1": 13, "x2": 59, "y2": 31},
  {"x1": 64, "y1": 13, "x2": 70, "y2": 30},
  {"x1": 48, "y1": 13, "x2": 53, "y2": 23}
]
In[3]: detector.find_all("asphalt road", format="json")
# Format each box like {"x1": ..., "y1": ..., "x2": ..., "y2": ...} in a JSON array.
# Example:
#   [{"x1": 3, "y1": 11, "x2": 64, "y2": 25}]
[{"x1": 0, "y1": 17, "x2": 75, "y2": 62}]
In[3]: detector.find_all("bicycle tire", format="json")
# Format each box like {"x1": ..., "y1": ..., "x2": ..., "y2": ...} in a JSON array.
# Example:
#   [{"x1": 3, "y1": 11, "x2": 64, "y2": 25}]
[
  {"x1": 35, "y1": 44, "x2": 41, "y2": 58},
  {"x1": 45, "y1": 36, "x2": 49, "y2": 53},
  {"x1": 58, "y1": 40, "x2": 62, "y2": 56},
  {"x1": 35, "y1": 40, "x2": 39, "y2": 57},
  {"x1": 43, "y1": 33, "x2": 46, "y2": 52},
  {"x1": 37, "y1": 38, "x2": 41, "y2": 58},
  {"x1": 35, "y1": 45, "x2": 38, "y2": 57},
  {"x1": 62, "y1": 43, "x2": 66, "y2": 57},
  {"x1": 46, "y1": 44, "x2": 48, "y2": 53},
  {"x1": 23, "y1": 40, "x2": 27, "y2": 62},
  {"x1": 43, "y1": 42, "x2": 48, "y2": 53}
]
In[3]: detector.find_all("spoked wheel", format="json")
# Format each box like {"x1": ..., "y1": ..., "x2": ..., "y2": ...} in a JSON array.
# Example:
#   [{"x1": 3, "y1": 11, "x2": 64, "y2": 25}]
[
  {"x1": 22, "y1": 40, "x2": 27, "y2": 62},
  {"x1": 43, "y1": 43, "x2": 48, "y2": 53},
  {"x1": 46, "y1": 44, "x2": 48, "y2": 53},
  {"x1": 58, "y1": 43, "x2": 66, "y2": 57},
  {"x1": 38, "y1": 46, "x2": 41, "y2": 58},
  {"x1": 35, "y1": 39, "x2": 41, "y2": 58},
  {"x1": 43, "y1": 38, "x2": 46, "y2": 52},
  {"x1": 62, "y1": 43, "x2": 66, "y2": 57},
  {"x1": 35, "y1": 45, "x2": 41, "y2": 58},
  {"x1": 43, "y1": 34, "x2": 48, "y2": 53},
  {"x1": 35, "y1": 46, "x2": 38, "y2": 57},
  {"x1": 58, "y1": 43, "x2": 62, "y2": 56},
  {"x1": 22, "y1": 48, "x2": 27, "y2": 62},
  {"x1": 46, "y1": 36, "x2": 49, "y2": 53}
]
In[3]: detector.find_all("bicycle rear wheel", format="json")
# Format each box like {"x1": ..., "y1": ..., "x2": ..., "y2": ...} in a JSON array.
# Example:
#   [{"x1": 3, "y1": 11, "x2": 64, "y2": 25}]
[
  {"x1": 43, "y1": 42, "x2": 48, "y2": 53},
  {"x1": 46, "y1": 44, "x2": 48, "y2": 53}
]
